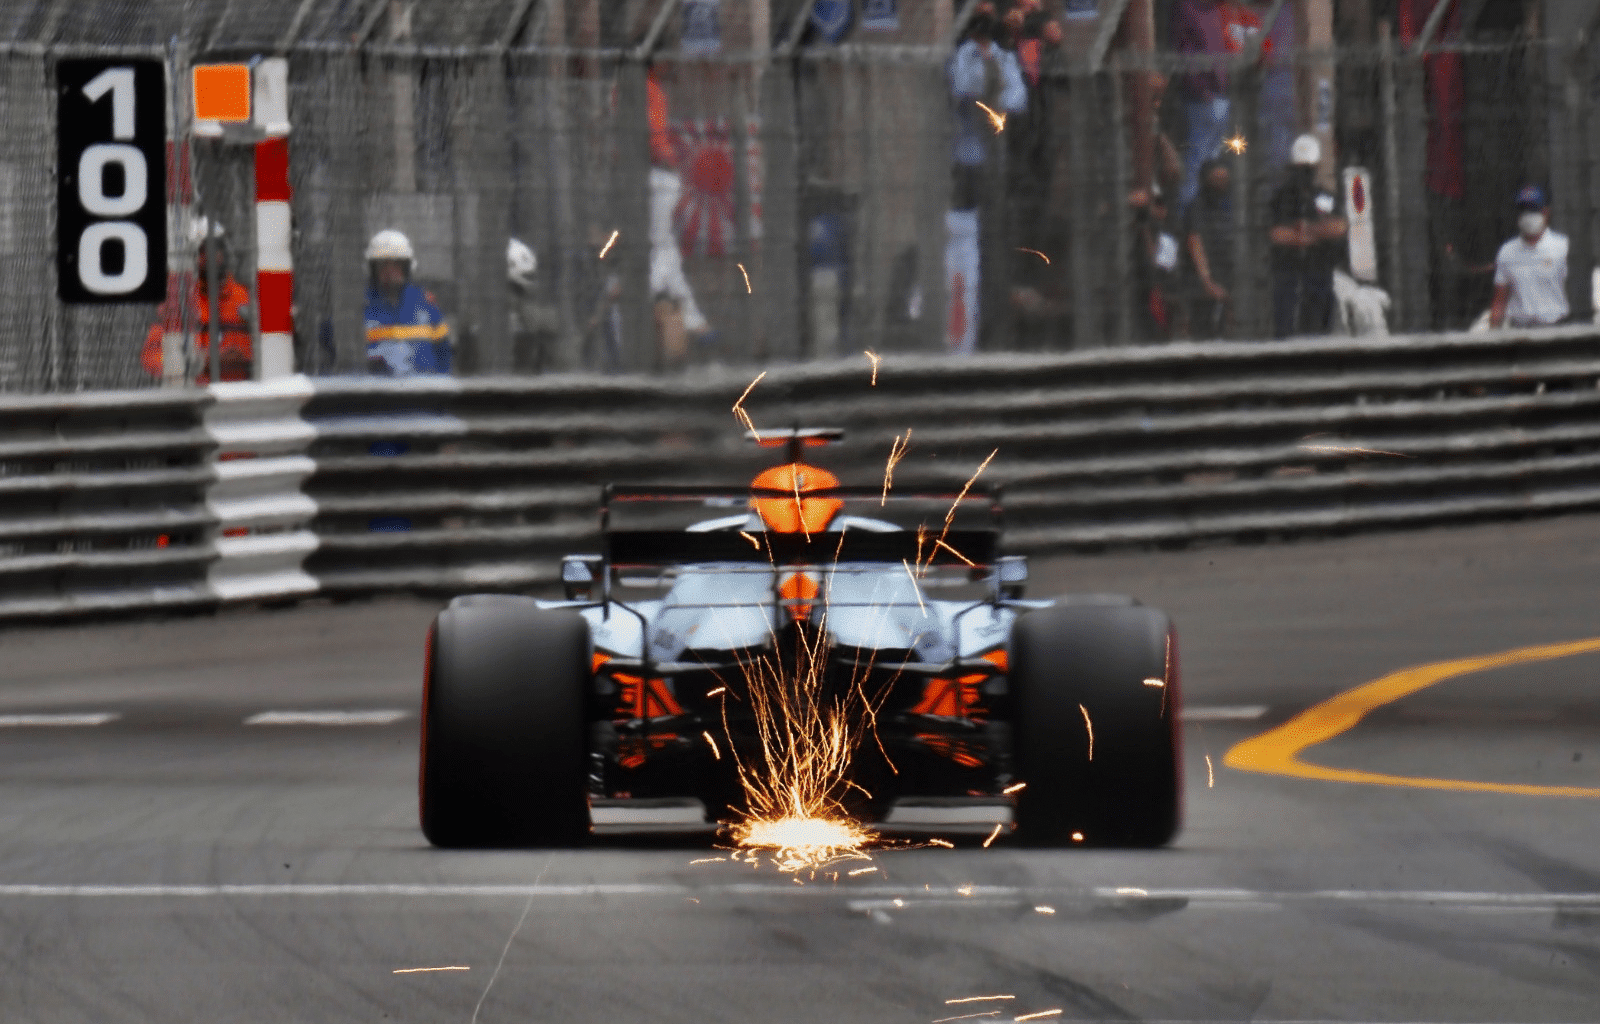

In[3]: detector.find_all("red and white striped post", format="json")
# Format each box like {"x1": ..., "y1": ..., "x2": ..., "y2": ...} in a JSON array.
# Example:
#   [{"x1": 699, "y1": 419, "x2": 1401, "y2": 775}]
[{"x1": 251, "y1": 59, "x2": 293, "y2": 380}]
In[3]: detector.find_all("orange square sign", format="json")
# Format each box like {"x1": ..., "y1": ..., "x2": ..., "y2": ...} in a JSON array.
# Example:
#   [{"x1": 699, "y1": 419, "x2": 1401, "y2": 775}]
[{"x1": 193, "y1": 64, "x2": 250, "y2": 122}]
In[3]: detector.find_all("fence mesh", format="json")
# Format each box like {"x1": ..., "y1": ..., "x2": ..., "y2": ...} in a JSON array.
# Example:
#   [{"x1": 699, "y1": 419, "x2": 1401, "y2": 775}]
[{"x1": 2, "y1": 0, "x2": 1599, "y2": 393}]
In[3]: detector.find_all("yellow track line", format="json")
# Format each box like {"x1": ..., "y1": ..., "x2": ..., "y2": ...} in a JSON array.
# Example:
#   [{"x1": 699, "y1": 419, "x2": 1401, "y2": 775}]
[{"x1": 1225, "y1": 637, "x2": 1600, "y2": 797}]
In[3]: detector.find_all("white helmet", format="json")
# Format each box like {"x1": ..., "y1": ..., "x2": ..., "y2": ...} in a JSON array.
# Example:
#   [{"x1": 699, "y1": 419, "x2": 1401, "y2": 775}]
[
  {"x1": 365, "y1": 229, "x2": 415, "y2": 267},
  {"x1": 1290, "y1": 133, "x2": 1322, "y2": 166},
  {"x1": 507, "y1": 238, "x2": 537, "y2": 287},
  {"x1": 186, "y1": 215, "x2": 225, "y2": 251}
]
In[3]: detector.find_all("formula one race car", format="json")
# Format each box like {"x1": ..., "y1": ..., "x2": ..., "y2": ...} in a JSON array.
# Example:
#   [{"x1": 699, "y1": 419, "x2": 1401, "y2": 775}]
[{"x1": 420, "y1": 430, "x2": 1181, "y2": 848}]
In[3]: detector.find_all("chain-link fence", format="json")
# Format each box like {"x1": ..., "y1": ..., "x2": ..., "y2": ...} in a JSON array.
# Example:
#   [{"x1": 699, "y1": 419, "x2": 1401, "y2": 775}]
[{"x1": 1, "y1": 0, "x2": 1597, "y2": 393}]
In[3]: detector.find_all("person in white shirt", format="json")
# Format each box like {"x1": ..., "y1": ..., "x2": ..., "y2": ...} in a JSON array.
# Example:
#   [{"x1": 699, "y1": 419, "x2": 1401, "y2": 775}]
[{"x1": 1490, "y1": 185, "x2": 1569, "y2": 329}]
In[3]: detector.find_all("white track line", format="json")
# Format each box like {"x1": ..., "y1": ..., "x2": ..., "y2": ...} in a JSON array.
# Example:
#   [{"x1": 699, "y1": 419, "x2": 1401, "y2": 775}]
[
  {"x1": 244, "y1": 709, "x2": 409, "y2": 726},
  {"x1": 1181, "y1": 705, "x2": 1268, "y2": 722},
  {"x1": 0, "y1": 883, "x2": 1594, "y2": 909},
  {"x1": 0, "y1": 712, "x2": 119, "y2": 727}
]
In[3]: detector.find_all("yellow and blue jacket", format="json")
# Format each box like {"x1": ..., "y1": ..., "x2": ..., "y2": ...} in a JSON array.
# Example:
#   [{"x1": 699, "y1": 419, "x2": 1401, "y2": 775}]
[{"x1": 365, "y1": 284, "x2": 451, "y2": 376}]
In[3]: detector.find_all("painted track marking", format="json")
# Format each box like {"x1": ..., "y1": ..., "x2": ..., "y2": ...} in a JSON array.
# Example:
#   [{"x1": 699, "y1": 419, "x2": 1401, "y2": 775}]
[
  {"x1": 1182, "y1": 705, "x2": 1268, "y2": 722},
  {"x1": 0, "y1": 712, "x2": 119, "y2": 727},
  {"x1": 244, "y1": 709, "x2": 409, "y2": 726},
  {"x1": 1226, "y1": 637, "x2": 1600, "y2": 797}
]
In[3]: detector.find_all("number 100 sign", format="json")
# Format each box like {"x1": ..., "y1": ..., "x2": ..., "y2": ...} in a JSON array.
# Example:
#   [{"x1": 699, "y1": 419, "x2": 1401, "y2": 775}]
[{"x1": 57, "y1": 59, "x2": 166, "y2": 303}]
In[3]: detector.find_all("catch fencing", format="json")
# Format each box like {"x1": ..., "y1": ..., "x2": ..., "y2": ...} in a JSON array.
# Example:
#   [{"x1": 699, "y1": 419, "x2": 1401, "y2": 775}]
[
  {"x1": 6, "y1": 325, "x2": 1600, "y2": 621},
  {"x1": 2, "y1": 2, "x2": 1599, "y2": 392}
]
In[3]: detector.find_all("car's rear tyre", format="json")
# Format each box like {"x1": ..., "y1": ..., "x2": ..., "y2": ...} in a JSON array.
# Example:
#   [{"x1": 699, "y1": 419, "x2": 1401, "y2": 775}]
[
  {"x1": 421, "y1": 595, "x2": 591, "y2": 848},
  {"x1": 1008, "y1": 600, "x2": 1180, "y2": 848}
]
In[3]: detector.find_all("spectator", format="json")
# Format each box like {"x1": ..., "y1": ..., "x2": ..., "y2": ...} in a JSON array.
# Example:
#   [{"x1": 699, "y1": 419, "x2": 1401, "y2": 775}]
[
  {"x1": 364, "y1": 229, "x2": 452, "y2": 376},
  {"x1": 1171, "y1": 0, "x2": 1232, "y2": 215},
  {"x1": 947, "y1": 8, "x2": 1028, "y2": 354},
  {"x1": 1490, "y1": 185, "x2": 1569, "y2": 329},
  {"x1": 646, "y1": 68, "x2": 711, "y2": 368},
  {"x1": 1268, "y1": 134, "x2": 1347, "y2": 338},
  {"x1": 141, "y1": 217, "x2": 252, "y2": 385},
  {"x1": 507, "y1": 238, "x2": 561, "y2": 373},
  {"x1": 1183, "y1": 156, "x2": 1236, "y2": 338},
  {"x1": 1130, "y1": 185, "x2": 1183, "y2": 341}
]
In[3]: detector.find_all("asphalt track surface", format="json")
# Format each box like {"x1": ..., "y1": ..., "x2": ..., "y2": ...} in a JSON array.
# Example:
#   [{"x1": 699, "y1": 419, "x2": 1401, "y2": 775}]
[{"x1": 4, "y1": 515, "x2": 1600, "y2": 1023}]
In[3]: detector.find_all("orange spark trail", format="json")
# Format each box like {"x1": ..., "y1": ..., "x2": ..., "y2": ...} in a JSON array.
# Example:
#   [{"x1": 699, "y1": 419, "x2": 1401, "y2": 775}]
[
  {"x1": 737, "y1": 263, "x2": 752, "y2": 293},
  {"x1": 1014, "y1": 1011, "x2": 1063, "y2": 1022},
  {"x1": 974, "y1": 100, "x2": 1006, "y2": 132},
  {"x1": 732, "y1": 371, "x2": 767, "y2": 439},
  {"x1": 928, "y1": 448, "x2": 997, "y2": 571},
  {"x1": 706, "y1": 686, "x2": 726, "y2": 697},
  {"x1": 902, "y1": 559, "x2": 927, "y2": 615},
  {"x1": 848, "y1": 866, "x2": 878, "y2": 876},
  {"x1": 864, "y1": 349, "x2": 881, "y2": 385},
  {"x1": 738, "y1": 530, "x2": 761, "y2": 550},
  {"x1": 1017, "y1": 248, "x2": 1049, "y2": 264},
  {"x1": 945, "y1": 996, "x2": 1016, "y2": 1005},
  {"x1": 703, "y1": 731, "x2": 721, "y2": 760},
  {"x1": 934, "y1": 1014, "x2": 1001, "y2": 1023},
  {"x1": 1206, "y1": 753, "x2": 1215, "y2": 787},
  {"x1": 598, "y1": 229, "x2": 619, "y2": 259},
  {"x1": 1001, "y1": 781, "x2": 1026, "y2": 795},
  {"x1": 881, "y1": 431, "x2": 911, "y2": 505},
  {"x1": 934, "y1": 538, "x2": 975, "y2": 566},
  {"x1": 393, "y1": 966, "x2": 470, "y2": 973},
  {"x1": 927, "y1": 838, "x2": 954, "y2": 848},
  {"x1": 1080, "y1": 703, "x2": 1094, "y2": 761},
  {"x1": 982, "y1": 823, "x2": 1002, "y2": 848}
]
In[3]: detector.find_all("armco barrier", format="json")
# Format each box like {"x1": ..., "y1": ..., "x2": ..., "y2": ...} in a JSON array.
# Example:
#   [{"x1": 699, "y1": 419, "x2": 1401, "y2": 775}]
[
  {"x1": 299, "y1": 326, "x2": 1600, "y2": 597},
  {"x1": 6, "y1": 328, "x2": 1600, "y2": 621},
  {"x1": 0, "y1": 376, "x2": 318, "y2": 621}
]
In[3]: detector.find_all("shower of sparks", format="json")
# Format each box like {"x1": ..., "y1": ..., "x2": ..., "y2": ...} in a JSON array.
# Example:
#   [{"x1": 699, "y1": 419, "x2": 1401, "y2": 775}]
[
  {"x1": 1034, "y1": 905, "x2": 1056, "y2": 914},
  {"x1": 706, "y1": 686, "x2": 726, "y2": 698},
  {"x1": 1206, "y1": 753, "x2": 1215, "y2": 787},
  {"x1": 598, "y1": 229, "x2": 619, "y2": 259},
  {"x1": 739, "y1": 530, "x2": 761, "y2": 550},
  {"x1": 1017, "y1": 248, "x2": 1050, "y2": 264},
  {"x1": 1014, "y1": 1011, "x2": 1063, "y2": 1022},
  {"x1": 1299, "y1": 443, "x2": 1412, "y2": 458},
  {"x1": 849, "y1": 866, "x2": 879, "y2": 876},
  {"x1": 1001, "y1": 781, "x2": 1026, "y2": 795},
  {"x1": 928, "y1": 838, "x2": 954, "y2": 849},
  {"x1": 393, "y1": 966, "x2": 470, "y2": 973},
  {"x1": 1079, "y1": 703, "x2": 1094, "y2": 761},
  {"x1": 933, "y1": 1013, "x2": 1001, "y2": 1023},
  {"x1": 982, "y1": 823, "x2": 1003, "y2": 848},
  {"x1": 732, "y1": 371, "x2": 766, "y2": 438},
  {"x1": 704, "y1": 731, "x2": 722, "y2": 760},
  {"x1": 946, "y1": 996, "x2": 1016, "y2": 1005},
  {"x1": 737, "y1": 262, "x2": 752, "y2": 293},
  {"x1": 974, "y1": 100, "x2": 1006, "y2": 132},
  {"x1": 1143, "y1": 677, "x2": 1164, "y2": 687},
  {"x1": 881, "y1": 431, "x2": 912, "y2": 505},
  {"x1": 865, "y1": 349, "x2": 882, "y2": 385},
  {"x1": 1224, "y1": 133, "x2": 1247, "y2": 154}
]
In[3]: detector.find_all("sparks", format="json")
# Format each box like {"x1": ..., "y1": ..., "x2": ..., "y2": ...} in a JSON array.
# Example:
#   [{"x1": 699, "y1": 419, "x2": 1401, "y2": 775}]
[
  {"x1": 737, "y1": 262, "x2": 752, "y2": 293},
  {"x1": 1001, "y1": 781, "x2": 1026, "y2": 795},
  {"x1": 974, "y1": 100, "x2": 1006, "y2": 133},
  {"x1": 598, "y1": 229, "x2": 619, "y2": 259},
  {"x1": 1224, "y1": 133, "x2": 1247, "y2": 154},
  {"x1": 732, "y1": 371, "x2": 767, "y2": 439},
  {"x1": 706, "y1": 686, "x2": 727, "y2": 698},
  {"x1": 1300, "y1": 443, "x2": 1412, "y2": 458},
  {"x1": 1116, "y1": 887, "x2": 1149, "y2": 896},
  {"x1": 738, "y1": 530, "x2": 761, "y2": 550},
  {"x1": 902, "y1": 559, "x2": 928, "y2": 615},
  {"x1": 1070, "y1": 831, "x2": 1083, "y2": 842},
  {"x1": 934, "y1": 538, "x2": 975, "y2": 567},
  {"x1": 957, "y1": 884, "x2": 975, "y2": 897},
  {"x1": 933, "y1": 1013, "x2": 1001, "y2": 1023},
  {"x1": 1034, "y1": 905, "x2": 1055, "y2": 914},
  {"x1": 931, "y1": 448, "x2": 997, "y2": 569},
  {"x1": 928, "y1": 838, "x2": 954, "y2": 849},
  {"x1": 1206, "y1": 753, "x2": 1215, "y2": 787},
  {"x1": 1017, "y1": 248, "x2": 1050, "y2": 264},
  {"x1": 1014, "y1": 1011, "x2": 1063, "y2": 1022},
  {"x1": 982, "y1": 822, "x2": 1002, "y2": 848},
  {"x1": 689, "y1": 856, "x2": 726, "y2": 864},
  {"x1": 864, "y1": 349, "x2": 881, "y2": 385},
  {"x1": 848, "y1": 866, "x2": 878, "y2": 876},
  {"x1": 881, "y1": 431, "x2": 912, "y2": 505},
  {"x1": 1143, "y1": 677, "x2": 1164, "y2": 687},
  {"x1": 1079, "y1": 703, "x2": 1093, "y2": 761},
  {"x1": 393, "y1": 965, "x2": 470, "y2": 974},
  {"x1": 703, "y1": 731, "x2": 721, "y2": 760},
  {"x1": 946, "y1": 996, "x2": 1016, "y2": 1005}
]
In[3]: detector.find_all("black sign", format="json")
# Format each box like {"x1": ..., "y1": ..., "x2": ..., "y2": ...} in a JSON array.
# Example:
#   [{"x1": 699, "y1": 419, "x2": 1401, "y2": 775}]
[{"x1": 57, "y1": 58, "x2": 166, "y2": 303}]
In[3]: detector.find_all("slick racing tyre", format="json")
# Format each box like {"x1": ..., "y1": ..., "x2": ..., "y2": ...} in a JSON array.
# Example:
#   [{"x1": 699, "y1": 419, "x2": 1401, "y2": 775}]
[
  {"x1": 421, "y1": 595, "x2": 590, "y2": 848},
  {"x1": 1008, "y1": 600, "x2": 1180, "y2": 848}
]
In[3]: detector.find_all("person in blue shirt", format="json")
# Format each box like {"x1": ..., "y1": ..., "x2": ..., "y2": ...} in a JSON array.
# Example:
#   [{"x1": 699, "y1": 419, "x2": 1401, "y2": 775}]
[{"x1": 364, "y1": 229, "x2": 452, "y2": 376}]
